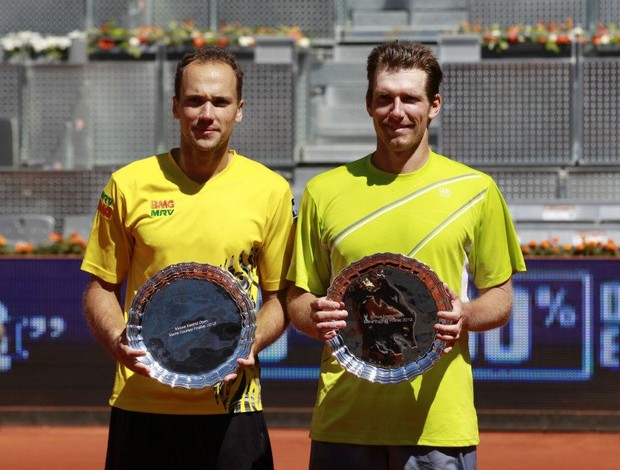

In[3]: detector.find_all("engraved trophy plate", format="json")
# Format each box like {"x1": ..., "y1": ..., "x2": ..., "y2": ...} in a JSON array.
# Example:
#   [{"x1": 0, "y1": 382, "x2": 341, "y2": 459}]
[
  {"x1": 327, "y1": 253, "x2": 452, "y2": 384},
  {"x1": 127, "y1": 262, "x2": 255, "y2": 389}
]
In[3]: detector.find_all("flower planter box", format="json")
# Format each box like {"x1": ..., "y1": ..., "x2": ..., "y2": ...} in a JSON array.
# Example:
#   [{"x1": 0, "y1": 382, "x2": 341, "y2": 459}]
[
  {"x1": 584, "y1": 44, "x2": 620, "y2": 57},
  {"x1": 89, "y1": 49, "x2": 157, "y2": 61},
  {"x1": 88, "y1": 42, "x2": 158, "y2": 61},
  {"x1": 481, "y1": 42, "x2": 572, "y2": 59}
]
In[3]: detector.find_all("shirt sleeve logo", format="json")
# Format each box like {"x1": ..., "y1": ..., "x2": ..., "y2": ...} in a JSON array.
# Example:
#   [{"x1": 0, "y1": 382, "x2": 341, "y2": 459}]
[{"x1": 97, "y1": 191, "x2": 114, "y2": 219}]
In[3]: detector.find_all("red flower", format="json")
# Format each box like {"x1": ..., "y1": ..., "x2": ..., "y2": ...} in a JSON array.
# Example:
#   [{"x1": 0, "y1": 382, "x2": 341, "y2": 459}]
[{"x1": 97, "y1": 38, "x2": 116, "y2": 50}]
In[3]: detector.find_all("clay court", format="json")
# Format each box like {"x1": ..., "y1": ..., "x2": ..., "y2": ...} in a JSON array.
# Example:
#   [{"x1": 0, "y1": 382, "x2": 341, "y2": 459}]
[{"x1": 1, "y1": 424, "x2": 618, "y2": 469}]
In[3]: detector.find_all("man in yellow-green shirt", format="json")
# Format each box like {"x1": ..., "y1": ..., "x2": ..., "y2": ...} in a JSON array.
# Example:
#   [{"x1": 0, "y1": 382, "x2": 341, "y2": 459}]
[
  {"x1": 287, "y1": 40, "x2": 526, "y2": 469},
  {"x1": 82, "y1": 46, "x2": 294, "y2": 469}
]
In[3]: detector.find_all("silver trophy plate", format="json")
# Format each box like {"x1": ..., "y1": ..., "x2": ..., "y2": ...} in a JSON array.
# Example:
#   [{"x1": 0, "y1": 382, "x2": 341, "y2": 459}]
[
  {"x1": 327, "y1": 253, "x2": 453, "y2": 384},
  {"x1": 127, "y1": 262, "x2": 256, "y2": 389}
]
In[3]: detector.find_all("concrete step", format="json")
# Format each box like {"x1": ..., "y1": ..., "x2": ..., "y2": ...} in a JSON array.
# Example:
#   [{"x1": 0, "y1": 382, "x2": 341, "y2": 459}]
[
  {"x1": 316, "y1": 103, "x2": 372, "y2": 128},
  {"x1": 333, "y1": 44, "x2": 375, "y2": 63},
  {"x1": 338, "y1": 26, "x2": 443, "y2": 46},
  {"x1": 349, "y1": 0, "x2": 411, "y2": 10},
  {"x1": 300, "y1": 144, "x2": 375, "y2": 164},
  {"x1": 412, "y1": 0, "x2": 468, "y2": 8},
  {"x1": 352, "y1": 10, "x2": 410, "y2": 26},
  {"x1": 410, "y1": 10, "x2": 468, "y2": 29},
  {"x1": 325, "y1": 87, "x2": 368, "y2": 107},
  {"x1": 310, "y1": 61, "x2": 366, "y2": 87}
]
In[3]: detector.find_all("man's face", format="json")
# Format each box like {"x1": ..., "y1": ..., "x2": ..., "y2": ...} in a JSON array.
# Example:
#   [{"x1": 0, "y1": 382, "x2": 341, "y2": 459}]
[
  {"x1": 172, "y1": 61, "x2": 243, "y2": 156},
  {"x1": 366, "y1": 68, "x2": 440, "y2": 155}
]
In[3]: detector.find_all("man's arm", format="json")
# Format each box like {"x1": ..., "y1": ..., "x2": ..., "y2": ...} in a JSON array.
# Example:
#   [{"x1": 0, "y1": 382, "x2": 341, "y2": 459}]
[
  {"x1": 83, "y1": 275, "x2": 149, "y2": 376},
  {"x1": 462, "y1": 278, "x2": 514, "y2": 332},
  {"x1": 286, "y1": 285, "x2": 348, "y2": 342},
  {"x1": 254, "y1": 288, "x2": 290, "y2": 354},
  {"x1": 226, "y1": 287, "x2": 290, "y2": 380}
]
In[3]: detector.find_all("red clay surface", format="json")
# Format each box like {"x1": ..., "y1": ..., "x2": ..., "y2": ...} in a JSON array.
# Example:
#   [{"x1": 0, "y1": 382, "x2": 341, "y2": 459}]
[{"x1": 1, "y1": 426, "x2": 619, "y2": 469}]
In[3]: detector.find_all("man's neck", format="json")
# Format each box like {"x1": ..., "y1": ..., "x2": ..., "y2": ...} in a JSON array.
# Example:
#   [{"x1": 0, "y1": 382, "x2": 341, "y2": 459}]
[
  {"x1": 173, "y1": 146, "x2": 232, "y2": 184},
  {"x1": 372, "y1": 145, "x2": 431, "y2": 174}
]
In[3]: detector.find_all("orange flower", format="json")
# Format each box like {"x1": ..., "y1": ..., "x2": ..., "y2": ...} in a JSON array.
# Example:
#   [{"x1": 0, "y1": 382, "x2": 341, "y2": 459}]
[
  {"x1": 556, "y1": 35, "x2": 571, "y2": 45},
  {"x1": 0, "y1": 234, "x2": 6, "y2": 247},
  {"x1": 216, "y1": 37, "x2": 229, "y2": 47},
  {"x1": 48, "y1": 232, "x2": 64, "y2": 243},
  {"x1": 286, "y1": 26, "x2": 304, "y2": 40},
  {"x1": 528, "y1": 240, "x2": 538, "y2": 248},
  {"x1": 192, "y1": 35, "x2": 205, "y2": 48},
  {"x1": 14, "y1": 242, "x2": 35, "y2": 254},
  {"x1": 69, "y1": 232, "x2": 84, "y2": 244},
  {"x1": 562, "y1": 243, "x2": 573, "y2": 251}
]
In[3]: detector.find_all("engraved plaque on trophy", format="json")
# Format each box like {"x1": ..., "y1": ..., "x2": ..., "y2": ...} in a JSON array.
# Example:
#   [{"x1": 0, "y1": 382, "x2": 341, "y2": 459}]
[
  {"x1": 327, "y1": 253, "x2": 453, "y2": 384},
  {"x1": 127, "y1": 262, "x2": 255, "y2": 389}
]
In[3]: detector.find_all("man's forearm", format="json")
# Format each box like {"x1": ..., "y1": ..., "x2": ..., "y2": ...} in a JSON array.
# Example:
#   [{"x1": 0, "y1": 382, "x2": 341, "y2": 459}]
[
  {"x1": 83, "y1": 277, "x2": 126, "y2": 355},
  {"x1": 463, "y1": 279, "x2": 514, "y2": 332},
  {"x1": 253, "y1": 288, "x2": 289, "y2": 354},
  {"x1": 286, "y1": 285, "x2": 320, "y2": 340}
]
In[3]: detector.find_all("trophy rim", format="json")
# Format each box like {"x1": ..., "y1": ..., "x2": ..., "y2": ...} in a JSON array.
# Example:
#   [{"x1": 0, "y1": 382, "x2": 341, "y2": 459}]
[
  {"x1": 326, "y1": 252, "x2": 452, "y2": 384},
  {"x1": 127, "y1": 262, "x2": 256, "y2": 389}
]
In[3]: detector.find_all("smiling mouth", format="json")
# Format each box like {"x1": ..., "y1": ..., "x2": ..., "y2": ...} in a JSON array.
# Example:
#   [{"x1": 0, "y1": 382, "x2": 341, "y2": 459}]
[
  {"x1": 195, "y1": 127, "x2": 217, "y2": 135},
  {"x1": 387, "y1": 125, "x2": 410, "y2": 134}
]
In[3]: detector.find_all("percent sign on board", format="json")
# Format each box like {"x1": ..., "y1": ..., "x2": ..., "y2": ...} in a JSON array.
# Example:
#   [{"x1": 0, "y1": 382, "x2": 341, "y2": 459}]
[{"x1": 537, "y1": 286, "x2": 577, "y2": 328}]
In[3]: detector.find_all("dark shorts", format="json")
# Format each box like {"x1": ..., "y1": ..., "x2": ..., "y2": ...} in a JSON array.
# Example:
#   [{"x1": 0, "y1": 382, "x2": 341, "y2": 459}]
[
  {"x1": 310, "y1": 440, "x2": 477, "y2": 470},
  {"x1": 105, "y1": 407, "x2": 274, "y2": 470}
]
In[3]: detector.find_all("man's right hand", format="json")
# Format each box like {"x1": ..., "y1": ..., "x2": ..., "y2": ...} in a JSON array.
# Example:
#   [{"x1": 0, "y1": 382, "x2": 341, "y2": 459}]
[
  {"x1": 309, "y1": 296, "x2": 348, "y2": 341},
  {"x1": 111, "y1": 331, "x2": 151, "y2": 377}
]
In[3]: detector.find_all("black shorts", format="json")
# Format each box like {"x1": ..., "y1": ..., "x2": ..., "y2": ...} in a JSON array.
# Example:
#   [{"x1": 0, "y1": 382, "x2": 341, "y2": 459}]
[{"x1": 105, "y1": 407, "x2": 274, "y2": 470}]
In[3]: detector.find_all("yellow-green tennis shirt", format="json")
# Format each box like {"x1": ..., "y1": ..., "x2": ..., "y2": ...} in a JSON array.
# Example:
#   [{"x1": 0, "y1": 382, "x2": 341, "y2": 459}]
[{"x1": 288, "y1": 151, "x2": 526, "y2": 446}]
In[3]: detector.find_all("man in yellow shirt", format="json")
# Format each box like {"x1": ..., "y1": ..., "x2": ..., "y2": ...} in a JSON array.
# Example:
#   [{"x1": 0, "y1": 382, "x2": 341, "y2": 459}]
[
  {"x1": 287, "y1": 40, "x2": 526, "y2": 469},
  {"x1": 82, "y1": 46, "x2": 294, "y2": 469}
]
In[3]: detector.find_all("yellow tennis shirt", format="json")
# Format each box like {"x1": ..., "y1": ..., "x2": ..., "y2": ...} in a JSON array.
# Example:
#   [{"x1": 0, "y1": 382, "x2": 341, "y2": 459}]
[{"x1": 82, "y1": 150, "x2": 294, "y2": 414}]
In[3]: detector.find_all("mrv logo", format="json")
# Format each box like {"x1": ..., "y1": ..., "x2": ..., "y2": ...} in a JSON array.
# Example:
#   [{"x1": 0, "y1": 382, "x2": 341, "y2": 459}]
[{"x1": 151, "y1": 200, "x2": 175, "y2": 217}]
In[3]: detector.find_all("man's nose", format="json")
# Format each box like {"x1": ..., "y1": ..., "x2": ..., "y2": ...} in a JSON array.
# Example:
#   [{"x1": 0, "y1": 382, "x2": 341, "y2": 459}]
[
  {"x1": 199, "y1": 102, "x2": 214, "y2": 118},
  {"x1": 390, "y1": 98, "x2": 405, "y2": 117}
]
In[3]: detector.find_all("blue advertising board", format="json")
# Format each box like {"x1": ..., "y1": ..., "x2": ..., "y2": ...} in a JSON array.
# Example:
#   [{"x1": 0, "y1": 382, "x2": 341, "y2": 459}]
[{"x1": 0, "y1": 257, "x2": 619, "y2": 412}]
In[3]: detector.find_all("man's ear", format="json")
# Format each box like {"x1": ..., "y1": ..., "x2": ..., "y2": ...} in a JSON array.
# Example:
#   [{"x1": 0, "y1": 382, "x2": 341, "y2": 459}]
[
  {"x1": 428, "y1": 93, "x2": 442, "y2": 120},
  {"x1": 235, "y1": 99, "x2": 244, "y2": 123},
  {"x1": 172, "y1": 96, "x2": 180, "y2": 120}
]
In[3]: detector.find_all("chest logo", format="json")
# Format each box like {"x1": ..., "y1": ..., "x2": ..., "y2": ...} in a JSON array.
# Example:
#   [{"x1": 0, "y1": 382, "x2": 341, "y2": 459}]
[{"x1": 151, "y1": 199, "x2": 175, "y2": 217}]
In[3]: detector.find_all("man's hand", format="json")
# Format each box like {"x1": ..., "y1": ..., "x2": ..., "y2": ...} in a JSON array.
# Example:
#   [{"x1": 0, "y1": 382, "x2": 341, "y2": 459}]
[
  {"x1": 223, "y1": 349, "x2": 257, "y2": 383},
  {"x1": 434, "y1": 286, "x2": 464, "y2": 355},
  {"x1": 287, "y1": 286, "x2": 348, "y2": 342},
  {"x1": 110, "y1": 330, "x2": 150, "y2": 377},
  {"x1": 309, "y1": 297, "x2": 348, "y2": 341}
]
